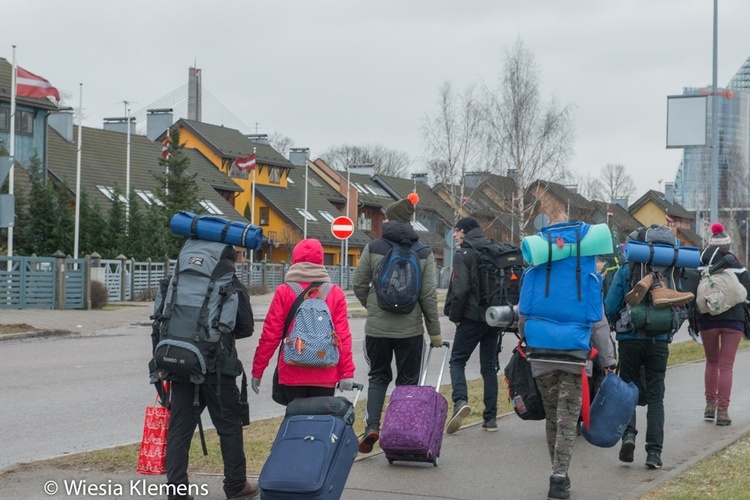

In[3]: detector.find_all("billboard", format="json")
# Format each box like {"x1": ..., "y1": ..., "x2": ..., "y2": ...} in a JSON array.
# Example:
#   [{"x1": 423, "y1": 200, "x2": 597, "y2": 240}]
[{"x1": 666, "y1": 95, "x2": 707, "y2": 148}]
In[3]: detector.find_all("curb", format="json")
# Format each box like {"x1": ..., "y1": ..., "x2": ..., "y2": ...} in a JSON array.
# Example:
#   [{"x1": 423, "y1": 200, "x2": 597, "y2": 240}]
[{"x1": 0, "y1": 329, "x2": 75, "y2": 341}]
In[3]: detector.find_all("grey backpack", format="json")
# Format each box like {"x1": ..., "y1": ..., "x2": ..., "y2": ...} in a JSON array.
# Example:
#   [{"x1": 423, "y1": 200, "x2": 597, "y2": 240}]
[{"x1": 152, "y1": 238, "x2": 240, "y2": 385}]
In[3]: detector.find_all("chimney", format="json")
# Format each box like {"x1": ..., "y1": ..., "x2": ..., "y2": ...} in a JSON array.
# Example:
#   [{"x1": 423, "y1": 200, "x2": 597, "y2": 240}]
[
  {"x1": 188, "y1": 67, "x2": 202, "y2": 122},
  {"x1": 411, "y1": 172, "x2": 430, "y2": 186},
  {"x1": 246, "y1": 133, "x2": 269, "y2": 145},
  {"x1": 289, "y1": 147, "x2": 309, "y2": 167},
  {"x1": 664, "y1": 182, "x2": 675, "y2": 204},
  {"x1": 146, "y1": 108, "x2": 173, "y2": 141},
  {"x1": 612, "y1": 198, "x2": 629, "y2": 211},
  {"x1": 349, "y1": 164, "x2": 375, "y2": 176},
  {"x1": 49, "y1": 109, "x2": 74, "y2": 142},
  {"x1": 102, "y1": 117, "x2": 136, "y2": 134},
  {"x1": 507, "y1": 168, "x2": 518, "y2": 184},
  {"x1": 464, "y1": 171, "x2": 484, "y2": 189}
]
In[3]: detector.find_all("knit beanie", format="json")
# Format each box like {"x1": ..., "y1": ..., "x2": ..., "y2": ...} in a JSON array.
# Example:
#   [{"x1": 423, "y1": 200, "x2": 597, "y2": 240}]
[
  {"x1": 709, "y1": 222, "x2": 732, "y2": 249},
  {"x1": 385, "y1": 193, "x2": 419, "y2": 222},
  {"x1": 454, "y1": 216, "x2": 481, "y2": 234}
]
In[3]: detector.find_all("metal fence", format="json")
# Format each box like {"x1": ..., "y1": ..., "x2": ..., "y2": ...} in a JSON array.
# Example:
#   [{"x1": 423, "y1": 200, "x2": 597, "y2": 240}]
[{"x1": 1, "y1": 254, "x2": 452, "y2": 309}]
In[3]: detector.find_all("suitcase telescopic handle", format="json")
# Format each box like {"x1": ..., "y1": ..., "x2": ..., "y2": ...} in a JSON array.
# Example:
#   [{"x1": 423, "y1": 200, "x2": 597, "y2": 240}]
[
  {"x1": 419, "y1": 340, "x2": 451, "y2": 388},
  {"x1": 337, "y1": 382, "x2": 365, "y2": 408}
]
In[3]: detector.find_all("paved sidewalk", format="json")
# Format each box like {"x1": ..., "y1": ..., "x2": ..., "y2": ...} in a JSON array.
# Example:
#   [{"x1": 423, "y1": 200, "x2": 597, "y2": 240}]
[{"x1": 3, "y1": 295, "x2": 750, "y2": 499}]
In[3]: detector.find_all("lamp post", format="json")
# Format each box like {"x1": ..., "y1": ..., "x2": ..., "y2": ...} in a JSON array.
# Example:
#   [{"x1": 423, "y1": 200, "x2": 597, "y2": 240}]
[{"x1": 744, "y1": 219, "x2": 749, "y2": 266}]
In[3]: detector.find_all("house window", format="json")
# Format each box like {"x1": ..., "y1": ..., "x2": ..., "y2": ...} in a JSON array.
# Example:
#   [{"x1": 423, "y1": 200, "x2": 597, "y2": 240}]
[
  {"x1": 96, "y1": 185, "x2": 127, "y2": 203},
  {"x1": 411, "y1": 221, "x2": 429, "y2": 232},
  {"x1": 307, "y1": 176, "x2": 322, "y2": 188},
  {"x1": 318, "y1": 210, "x2": 336, "y2": 223},
  {"x1": 0, "y1": 108, "x2": 8, "y2": 131},
  {"x1": 259, "y1": 207, "x2": 270, "y2": 226},
  {"x1": 199, "y1": 199, "x2": 224, "y2": 215},
  {"x1": 17, "y1": 110, "x2": 33, "y2": 135},
  {"x1": 358, "y1": 215, "x2": 372, "y2": 231},
  {"x1": 269, "y1": 167, "x2": 281, "y2": 184},
  {"x1": 296, "y1": 208, "x2": 318, "y2": 221},
  {"x1": 135, "y1": 189, "x2": 163, "y2": 206}
]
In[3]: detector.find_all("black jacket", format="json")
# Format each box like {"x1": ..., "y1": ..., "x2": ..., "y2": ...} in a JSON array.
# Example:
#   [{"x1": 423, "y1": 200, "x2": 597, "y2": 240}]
[{"x1": 444, "y1": 227, "x2": 490, "y2": 323}]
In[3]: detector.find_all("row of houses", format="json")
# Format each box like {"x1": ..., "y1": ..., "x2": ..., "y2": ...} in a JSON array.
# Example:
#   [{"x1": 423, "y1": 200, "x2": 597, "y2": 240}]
[{"x1": 1, "y1": 59, "x2": 705, "y2": 267}]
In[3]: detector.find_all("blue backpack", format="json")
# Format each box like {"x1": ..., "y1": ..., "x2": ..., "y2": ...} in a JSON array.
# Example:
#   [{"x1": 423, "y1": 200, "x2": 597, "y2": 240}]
[
  {"x1": 284, "y1": 282, "x2": 340, "y2": 368},
  {"x1": 374, "y1": 239, "x2": 428, "y2": 314},
  {"x1": 519, "y1": 222, "x2": 604, "y2": 359}
]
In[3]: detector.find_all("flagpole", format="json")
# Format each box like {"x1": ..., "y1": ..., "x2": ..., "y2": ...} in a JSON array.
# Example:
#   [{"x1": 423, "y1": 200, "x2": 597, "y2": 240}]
[
  {"x1": 7, "y1": 46, "x2": 17, "y2": 259},
  {"x1": 249, "y1": 147, "x2": 257, "y2": 265},
  {"x1": 125, "y1": 103, "x2": 131, "y2": 223},
  {"x1": 73, "y1": 83, "x2": 83, "y2": 260}
]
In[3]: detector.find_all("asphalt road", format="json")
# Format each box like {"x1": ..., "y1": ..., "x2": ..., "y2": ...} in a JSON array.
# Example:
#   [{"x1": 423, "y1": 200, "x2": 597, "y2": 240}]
[{"x1": 0, "y1": 315, "x2": 492, "y2": 472}]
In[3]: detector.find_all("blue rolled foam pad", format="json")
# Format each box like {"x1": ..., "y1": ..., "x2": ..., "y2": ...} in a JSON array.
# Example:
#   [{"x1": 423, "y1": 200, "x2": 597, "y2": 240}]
[
  {"x1": 624, "y1": 241, "x2": 700, "y2": 268},
  {"x1": 521, "y1": 223, "x2": 613, "y2": 266},
  {"x1": 170, "y1": 211, "x2": 264, "y2": 250}
]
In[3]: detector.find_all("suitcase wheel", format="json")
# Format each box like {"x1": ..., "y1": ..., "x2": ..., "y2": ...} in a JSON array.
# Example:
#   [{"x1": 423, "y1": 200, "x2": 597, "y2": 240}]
[
  {"x1": 387, "y1": 458, "x2": 394, "y2": 465},
  {"x1": 432, "y1": 454, "x2": 440, "y2": 467}
]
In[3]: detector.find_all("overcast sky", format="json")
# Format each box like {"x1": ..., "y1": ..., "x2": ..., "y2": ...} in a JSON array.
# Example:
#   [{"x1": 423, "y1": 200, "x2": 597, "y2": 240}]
[{"x1": 3, "y1": 0, "x2": 750, "y2": 198}]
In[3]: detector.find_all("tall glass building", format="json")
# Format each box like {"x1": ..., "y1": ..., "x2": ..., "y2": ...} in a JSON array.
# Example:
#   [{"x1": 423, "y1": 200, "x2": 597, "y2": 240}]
[{"x1": 673, "y1": 56, "x2": 750, "y2": 212}]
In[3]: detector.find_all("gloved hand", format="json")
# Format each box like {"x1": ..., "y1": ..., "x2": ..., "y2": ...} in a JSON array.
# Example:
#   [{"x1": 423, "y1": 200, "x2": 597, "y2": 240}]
[
  {"x1": 250, "y1": 377, "x2": 261, "y2": 395},
  {"x1": 339, "y1": 378, "x2": 354, "y2": 391},
  {"x1": 430, "y1": 334, "x2": 443, "y2": 348}
]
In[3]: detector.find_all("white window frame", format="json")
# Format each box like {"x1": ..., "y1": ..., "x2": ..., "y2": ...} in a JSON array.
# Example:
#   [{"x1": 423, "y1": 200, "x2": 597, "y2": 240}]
[
  {"x1": 318, "y1": 210, "x2": 336, "y2": 223},
  {"x1": 199, "y1": 199, "x2": 224, "y2": 215},
  {"x1": 296, "y1": 208, "x2": 318, "y2": 221},
  {"x1": 96, "y1": 185, "x2": 127, "y2": 203}
]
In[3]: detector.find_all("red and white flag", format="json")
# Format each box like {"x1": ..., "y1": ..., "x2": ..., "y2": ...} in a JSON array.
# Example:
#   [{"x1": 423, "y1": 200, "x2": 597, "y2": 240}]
[
  {"x1": 161, "y1": 130, "x2": 171, "y2": 160},
  {"x1": 665, "y1": 211, "x2": 674, "y2": 224},
  {"x1": 234, "y1": 154, "x2": 256, "y2": 171},
  {"x1": 606, "y1": 206, "x2": 614, "y2": 218},
  {"x1": 16, "y1": 66, "x2": 60, "y2": 101}
]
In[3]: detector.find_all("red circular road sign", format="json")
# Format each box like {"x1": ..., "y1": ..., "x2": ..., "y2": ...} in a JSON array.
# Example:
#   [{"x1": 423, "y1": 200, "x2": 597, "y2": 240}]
[{"x1": 331, "y1": 216, "x2": 355, "y2": 240}]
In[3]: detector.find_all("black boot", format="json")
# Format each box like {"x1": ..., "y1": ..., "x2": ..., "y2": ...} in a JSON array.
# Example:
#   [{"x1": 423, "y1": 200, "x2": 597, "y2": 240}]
[{"x1": 547, "y1": 475, "x2": 570, "y2": 499}]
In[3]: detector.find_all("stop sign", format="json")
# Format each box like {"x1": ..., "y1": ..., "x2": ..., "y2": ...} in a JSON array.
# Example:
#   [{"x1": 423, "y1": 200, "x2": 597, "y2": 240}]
[{"x1": 331, "y1": 216, "x2": 354, "y2": 240}]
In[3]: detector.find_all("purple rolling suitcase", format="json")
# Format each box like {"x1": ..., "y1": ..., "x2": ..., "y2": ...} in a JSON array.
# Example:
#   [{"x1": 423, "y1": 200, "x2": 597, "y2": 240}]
[{"x1": 379, "y1": 341, "x2": 450, "y2": 466}]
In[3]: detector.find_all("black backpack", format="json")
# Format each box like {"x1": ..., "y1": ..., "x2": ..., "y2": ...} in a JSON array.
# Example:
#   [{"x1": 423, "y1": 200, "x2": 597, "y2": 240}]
[
  {"x1": 504, "y1": 342, "x2": 545, "y2": 421},
  {"x1": 374, "y1": 239, "x2": 428, "y2": 314},
  {"x1": 150, "y1": 238, "x2": 245, "y2": 385},
  {"x1": 465, "y1": 241, "x2": 524, "y2": 311}
]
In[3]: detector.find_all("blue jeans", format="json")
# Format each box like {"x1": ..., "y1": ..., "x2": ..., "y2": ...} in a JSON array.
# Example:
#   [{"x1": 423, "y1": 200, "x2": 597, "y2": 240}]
[
  {"x1": 618, "y1": 340, "x2": 669, "y2": 454},
  {"x1": 449, "y1": 319, "x2": 500, "y2": 421}
]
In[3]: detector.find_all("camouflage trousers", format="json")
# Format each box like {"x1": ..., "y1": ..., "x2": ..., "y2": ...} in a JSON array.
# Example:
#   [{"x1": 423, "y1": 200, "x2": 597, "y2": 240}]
[{"x1": 535, "y1": 370, "x2": 583, "y2": 476}]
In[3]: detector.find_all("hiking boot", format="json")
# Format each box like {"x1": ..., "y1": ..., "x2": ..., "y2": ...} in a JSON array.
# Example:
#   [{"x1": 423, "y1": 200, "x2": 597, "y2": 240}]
[
  {"x1": 619, "y1": 433, "x2": 636, "y2": 463},
  {"x1": 645, "y1": 451, "x2": 662, "y2": 469},
  {"x1": 358, "y1": 423, "x2": 380, "y2": 454},
  {"x1": 564, "y1": 474, "x2": 571, "y2": 490},
  {"x1": 717, "y1": 407, "x2": 732, "y2": 426},
  {"x1": 446, "y1": 400, "x2": 471, "y2": 434},
  {"x1": 625, "y1": 272, "x2": 654, "y2": 306},
  {"x1": 482, "y1": 418, "x2": 498, "y2": 432},
  {"x1": 547, "y1": 475, "x2": 570, "y2": 499},
  {"x1": 226, "y1": 480, "x2": 259, "y2": 499},
  {"x1": 704, "y1": 402, "x2": 716, "y2": 420},
  {"x1": 649, "y1": 275, "x2": 694, "y2": 308}
]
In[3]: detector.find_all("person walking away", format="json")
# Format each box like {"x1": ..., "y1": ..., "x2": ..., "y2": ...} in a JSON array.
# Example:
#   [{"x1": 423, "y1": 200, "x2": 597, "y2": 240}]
[
  {"x1": 444, "y1": 217, "x2": 502, "y2": 433},
  {"x1": 523, "y1": 310, "x2": 616, "y2": 499},
  {"x1": 151, "y1": 241, "x2": 258, "y2": 500},
  {"x1": 250, "y1": 238, "x2": 355, "y2": 403},
  {"x1": 352, "y1": 194, "x2": 442, "y2": 453},
  {"x1": 696, "y1": 224, "x2": 750, "y2": 425},
  {"x1": 604, "y1": 229, "x2": 687, "y2": 470}
]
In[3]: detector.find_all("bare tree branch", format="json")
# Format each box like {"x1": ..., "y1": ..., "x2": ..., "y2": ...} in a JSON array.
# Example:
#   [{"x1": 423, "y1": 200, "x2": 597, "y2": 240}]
[{"x1": 319, "y1": 144, "x2": 411, "y2": 177}]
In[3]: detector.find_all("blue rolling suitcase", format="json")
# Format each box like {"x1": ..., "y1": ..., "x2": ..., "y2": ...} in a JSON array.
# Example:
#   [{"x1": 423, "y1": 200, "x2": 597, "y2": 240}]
[{"x1": 259, "y1": 385, "x2": 362, "y2": 499}]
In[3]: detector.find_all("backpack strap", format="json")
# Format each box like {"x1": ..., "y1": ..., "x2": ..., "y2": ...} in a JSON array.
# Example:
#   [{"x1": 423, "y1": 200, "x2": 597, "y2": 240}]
[
  {"x1": 316, "y1": 282, "x2": 334, "y2": 301},
  {"x1": 575, "y1": 228, "x2": 581, "y2": 301},
  {"x1": 283, "y1": 282, "x2": 324, "y2": 339},
  {"x1": 545, "y1": 234, "x2": 553, "y2": 297}
]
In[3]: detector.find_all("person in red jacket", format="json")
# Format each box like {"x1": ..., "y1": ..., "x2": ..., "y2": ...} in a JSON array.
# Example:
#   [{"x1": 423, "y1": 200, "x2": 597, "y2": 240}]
[{"x1": 250, "y1": 238, "x2": 356, "y2": 402}]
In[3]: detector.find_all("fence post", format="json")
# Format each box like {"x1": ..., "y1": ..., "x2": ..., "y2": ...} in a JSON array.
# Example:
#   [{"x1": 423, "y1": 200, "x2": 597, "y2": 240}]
[
  {"x1": 261, "y1": 260, "x2": 267, "y2": 290},
  {"x1": 53, "y1": 250, "x2": 66, "y2": 310},
  {"x1": 129, "y1": 257, "x2": 135, "y2": 301},
  {"x1": 84, "y1": 254, "x2": 92, "y2": 310},
  {"x1": 146, "y1": 258, "x2": 152, "y2": 301},
  {"x1": 117, "y1": 254, "x2": 127, "y2": 302}
]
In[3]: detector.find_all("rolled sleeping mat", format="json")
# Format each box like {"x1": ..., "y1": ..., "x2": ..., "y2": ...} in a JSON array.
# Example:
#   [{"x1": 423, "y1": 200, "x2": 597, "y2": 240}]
[
  {"x1": 170, "y1": 211, "x2": 264, "y2": 250},
  {"x1": 624, "y1": 241, "x2": 700, "y2": 268},
  {"x1": 521, "y1": 222, "x2": 613, "y2": 266}
]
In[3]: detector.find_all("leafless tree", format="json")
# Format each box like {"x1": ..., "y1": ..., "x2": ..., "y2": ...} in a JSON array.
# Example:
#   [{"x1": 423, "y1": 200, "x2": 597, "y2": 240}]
[
  {"x1": 319, "y1": 144, "x2": 411, "y2": 177},
  {"x1": 268, "y1": 132, "x2": 294, "y2": 158},
  {"x1": 482, "y1": 39, "x2": 574, "y2": 237},
  {"x1": 577, "y1": 172, "x2": 605, "y2": 201},
  {"x1": 278, "y1": 225, "x2": 303, "y2": 262},
  {"x1": 598, "y1": 163, "x2": 637, "y2": 202},
  {"x1": 421, "y1": 81, "x2": 483, "y2": 221}
]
